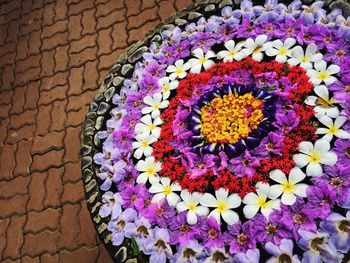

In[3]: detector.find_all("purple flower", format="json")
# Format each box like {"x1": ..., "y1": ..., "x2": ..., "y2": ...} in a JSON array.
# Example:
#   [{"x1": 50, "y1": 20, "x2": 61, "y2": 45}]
[
  {"x1": 120, "y1": 184, "x2": 149, "y2": 210},
  {"x1": 320, "y1": 211, "x2": 350, "y2": 254},
  {"x1": 202, "y1": 247, "x2": 232, "y2": 263},
  {"x1": 216, "y1": 24, "x2": 236, "y2": 42},
  {"x1": 145, "y1": 60, "x2": 165, "y2": 77},
  {"x1": 124, "y1": 217, "x2": 152, "y2": 251},
  {"x1": 234, "y1": 248, "x2": 260, "y2": 263},
  {"x1": 139, "y1": 73, "x2": 160, "y2": 94},
  {"x1": 224, "y1": 221, "x2": 256, "y2": 253},
  {"x1": 152, "y1": 199, "x2": 176, "y2": 228},
  {"x1": 324, "y1": 40, "x2": 350, "y2": 65},
  {"x1": 236, "y1": 18, "x2": 259, "y2": 38},
  {"x1": 298, "y1": 229, "x2": 344, "y2": 263},
  {"x1": 333, "y1": 138, "x2": 350, "y2": 169},
  {"x1": 229, "y1": 151, "x2": 260, "y2": 177},
  {"x1": 98, "y1": 160, "x2": 127, "y2": 191},
  {"x1": 276, "y1": 0, "x2": 302, "y2": 20},
  {"x1": 251, "y1": 214, "x2": 292, "y2": 245},
  {"x1": 169, "y1": 212, "x2": 200, "y2": 245},
  {"x1": 200, "y1": 217, "x2": 224, "y2": 248},
  {"x1": 190, "y1": 32, "x2": 216, "y2": 52},
  {"x1": 112, "y1": 127, "x2": 133, "y2": 150},
  {"x1": 106, "y1": 108, "x2": 127, "y2": 130},
  {"x1": 233, "y1": 0, "x2": 257, "y2": 20},
  {"x1": 144, "y1": 227, "x2": 173, "y2": 263},
  {"x1": 299, "y1": 1, "x2": 326, "y2": 25},
  {"x1": 262, "y1": 132, "x2": 283, "y2": 155},
  {"x1": 336, "y1": 15, "x2": 350, "y2": 40},
  {"x1": 274, "y1": 109, "x2": 300, "y2": 134},
  {"x1": 108, "y1": 208, "x2": 137, "y2": 246},
  {"x1": 265, "y1": 239, "x2": 301, "y2": 263},
  {"x1": 99, "y1": 191, "x2": 124, "y2": 219},
  {"x1": 158, "y1": 45, "x2": 177, "y2": 65},
  {"x1": 230, "y1": 69, "x2": 254, "y2": 85},
  {"x1": 305, "y1": 184, "x2": 336, "y2": 219},
  {"x1": 270, "y1": 198, "x2": 316, "y2": 240},
  {"x1": 171, "y1": 240, "x2": 204, "y2": 263},
  {"x1": 255, "y1": 72, "x2": 279, "y2": 89}
]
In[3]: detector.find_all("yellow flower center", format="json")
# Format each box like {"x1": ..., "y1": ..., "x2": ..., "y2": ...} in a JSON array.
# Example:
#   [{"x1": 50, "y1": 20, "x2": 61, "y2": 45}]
[
  {"x1": 146, "y1": 166, "x2": 156, "y2": 175},
  {"x1": 300, "y1": 56, "x2": 309, "y2": 62},
  {"x1": 200, "y1": 93, "x2": 264, "y2": 144},
  {"x1": 216, "y1": 200, "x2": 228, "y2": 212},
  {"x1": 229, "y1": 49, "x2": 236, "y2": 56},
  {"x1": 309, "y1": 151, "x2": 321, "y2": 163},
  {"x1": 176, "y1": 68, "x2": 184, "y2": 75},
  {"x1": 328, "y1": 125, "x2": 338, "y2": 134},
  {"x1": 278, "y1": 47, "x2": 288, "y2": 55},
  {"x1": 187, "y1": 202, "x2": 197, "y2": 212},
  {"x1": 282, "y1": 181, "x2": 295, "y2": 193},
  {"x1": 318, "y1": 71, "x2": 329, "y2": 80},
  {"x1": 162, "y1": 85, "x2": 170, "y2": 92},
  {"x1": 163, "y1": 186, "x2": 172, "y2": 196},
  {"x1": 200, "y1": 57, "x2": 207, "y2": 64},
  {"x1": 141, "y1": 141, "x2": 149, "y2": 149},
  {"x1": 257, "y1": 196, "x2": 271, "y2": 208},
  {"x1": 149, "y1": 123, "x2": 155, "y2": 131},
  {"x1": 153, "y1": 103, "x2": 160, "y2": 110}
]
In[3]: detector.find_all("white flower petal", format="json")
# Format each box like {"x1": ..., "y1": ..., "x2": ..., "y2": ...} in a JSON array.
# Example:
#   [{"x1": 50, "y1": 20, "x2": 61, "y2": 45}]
[
  {"x1": 294, "y1": 184, "x2": 308, "y2": 197},
  {"x1": 293, "y1": 154, "x2": 309, "y2": 168},
  {"x1": 222, "y1": 210, "x2": 239, "y2": 225},
  {"x1": 320, "y1": 151, "x2": 337, "y2": 165},
  {"x1": 289, "y1": 167, "x2": 306, "y2": 184},
  {"x1": 187, "y1": 211, "x2": 198, "y2": 225},
  {"x1": 306, "y1": 163, "x2": 323, "y2": 177},
  {"x1": 281, "y1": 193, "x2": 297, "y2": 205},
  {"x1": 270, "y1": 170, "x2": 287, "y2": 184},
  {"x1": 243, "y1": 204, "x2": 260, "y2": 219},
  {"x1": 200, "y1": 193, "x2": 218, "y2": 207},
  {"x1": 227, "y1": 194, "x2": 241, "y2": 209}
]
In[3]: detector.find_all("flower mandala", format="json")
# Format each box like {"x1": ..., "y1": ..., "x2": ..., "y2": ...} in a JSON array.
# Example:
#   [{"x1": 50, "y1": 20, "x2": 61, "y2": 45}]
[{"x1": 92, "y1": 1, "x2": 350, "y2": 262}]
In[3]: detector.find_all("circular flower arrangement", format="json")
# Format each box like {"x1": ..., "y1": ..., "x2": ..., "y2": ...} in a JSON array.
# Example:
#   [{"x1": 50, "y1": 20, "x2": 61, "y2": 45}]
[{"x1": 92, "y1": 1, "x2": 350, "y2": 262}]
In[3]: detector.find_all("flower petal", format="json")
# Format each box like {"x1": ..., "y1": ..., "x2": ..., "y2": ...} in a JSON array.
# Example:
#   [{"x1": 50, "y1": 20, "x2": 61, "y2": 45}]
[
  {"x1": 222, "y1": 210, "x2": 239, "y2": 225},
  {"x1": 270, "y1": 169, "x2": 287, "y2": 184},
  {"x1": 289, "y1": 167, "x2": 306, "y2": 184}
]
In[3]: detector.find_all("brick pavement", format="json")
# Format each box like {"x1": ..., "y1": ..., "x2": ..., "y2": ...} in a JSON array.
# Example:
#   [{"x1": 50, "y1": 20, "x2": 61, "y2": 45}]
[{"x1": 0, "y1": 0, "x2": 193, "y2": 262}]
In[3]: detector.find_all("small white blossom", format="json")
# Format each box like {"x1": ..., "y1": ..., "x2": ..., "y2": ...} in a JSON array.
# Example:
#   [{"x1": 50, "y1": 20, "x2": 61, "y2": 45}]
[
  {"x1": 293, "y1": 139, "x2": 337, "y2": 177},
  {"x1": 200, "y1": 188, "x2": 241, "y2": 225},
  {"x1": 136, "y1": 156, "x2": 161, "y2": 184},
  {"x1": 269, "y1": 168, "x2": 308, "y2": 206},
  {"x1": 159, "y1": 77, "x2": 178, "y2": 100},
  {"x1": 307, "y1": 61, "x2": 340, "y2": 86},
  {"x1": 149, "y1": 177, "x2": 181, "y2": 207},
  {"x1": 166, "y1": 59, "x2": 191, "y2": 80},
  {"x1": 177, "y1": 190, "x2": 209, "y2": 225},
  {"x1": 316, "y1": 116, "x2": 350, "y2": 141},
  {"x1": 141, "y1": 93, "x2": 169, "y2": 118},
  {"x1": 241, "y1": 34, "x2": 271, "y2": 62},
  {"x1": 188, "y1": 48, "x2": 216, "y2": 74},
  {"x1": 217, "y1": 40, "x2": 246, "y2": 62},
  {"x1": 265, "y1": 38, "x2": 296, "y2": 62},
  {"x1": 288, "y1": 43, "x2": 323, "y2": 70},
  {"x1": 305, "y1": 85, "x2": 340, "y2": 118},
  {"x1": 132, "y1": 133, "x2": 157, "y2": 159},
  {"x1": 135, "y1": 114, "x2": 162, "y2": 138}
]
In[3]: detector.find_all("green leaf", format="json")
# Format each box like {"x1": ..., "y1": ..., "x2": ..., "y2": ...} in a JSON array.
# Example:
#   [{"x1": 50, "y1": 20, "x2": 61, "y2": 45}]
[
  {"x1": 263, "y1": 86, "x2": 277, "y2": 91},
  {"x1": 131, "y1": 237, "x2": 140, "y2": 256}
]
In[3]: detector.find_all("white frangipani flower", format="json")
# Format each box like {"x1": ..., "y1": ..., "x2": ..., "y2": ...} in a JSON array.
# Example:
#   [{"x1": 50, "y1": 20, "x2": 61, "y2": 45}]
[
  {"x1": 293, "y1": 139, "x2": 337, "y2": 177},
  {"x1": 166, "y1": 59, "x2": 191, "y2": 80},
  {"x1": 307, "y1": 61, "x2": 340, "y2": 86},
  {"x1": 241, "y1": 34, "x2": 271, "y2": 62},
  {"x1": 132, "y1": 133, "x2": 156, "y2": 159},
  {"x1": 305, "y1": 85, "x2": 340, "y2": 118},
  {"x1": 265, "y1": 38, "x2": 296, "y2": 62},
  {"x1": 269, "y1": 168, "x2": 308, "y2": 205},
  {"x1": 243, "y1": 182, "x2": 280, "y2": 219},
  {"x1": 287, "y1": 43, "x2": 323, "y2": 70},
  {"x1": 200, "y1": 188, "x2": 241, "y2": 225},
  {"x1": 135, "y1": 114, "x2": 162, "y2": 138},
  {"x1": 176, "y1": 190, "x2": 209, "y2": 225},
  {"x1": 136, "y1": 156, "x2": 161, "y2": 184},
  {"x1": 159, "y1": 77, "x2": 178, "y2": 100},
  {"x1": 316, "y1": 116, "x2": 350, "y2": 141},
  {"x1": 141, "y1": 93, "x2": 169, "y2": 118},
  {"x1": 188, "y1": 48, "x2": 216, "y2": 74},
  {"x1": 149, "y1": 177, "x2": 181, "y2": 206},
  {"x1": 217, "y1": 40, "x2": 246, "y2": 62}
]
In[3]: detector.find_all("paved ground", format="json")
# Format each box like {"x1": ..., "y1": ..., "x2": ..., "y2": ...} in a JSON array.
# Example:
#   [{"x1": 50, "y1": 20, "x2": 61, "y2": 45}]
[{"x1": 0, "y1": 0, "x2": 193, "y2": 262}]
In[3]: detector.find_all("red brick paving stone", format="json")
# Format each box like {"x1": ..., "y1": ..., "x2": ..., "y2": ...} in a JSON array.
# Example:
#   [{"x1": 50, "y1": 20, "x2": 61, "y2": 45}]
[
  {"x1": 42, "y1": 20, "x2": 67, "y2": 39},
  {"x1": 128, "y1": 6, "x2": 159, "y2": 30},
  {"x1": 21, "y1": 0, "x2": 33, "y2": 16},
  {"x1": 96, "y1": 9, "x2": 125, "y2": 30},
  {"x1": 142, "y1": 0, "x2": 157, "y2": 10},
  {"x1": 159, "y1": 0, "x2": 177, "y2": 20},
  {"x1": 19, "y1": 12, "x2": 42, "y2": 36},
  {"x1": 1, "y1": 0, "x2": 21, "y2": 15},
  {"x1": 68, "y1": 0, "x2": 94, "y2": 15},
  {"x1": 40, "y1": 49, "x2": 56, "y2": 77},
  {"x1": 0, "y1": 194, "x2": 27, "y2": 218},
  {"x1": 15, "y1": 55, "x2": 40, "y2": 74},
  {"x1": 0, "y1": 104, "x2": 11, "y2": 119},
  {"x1": 32, "y1": 131, "x2": 65, "y2": 155},
  {"x1": 69, "y1": 46, "x2": 98, "y2": 68},
  {"x1": 25, "y1": 208, "x2": 61, "y2": 233},
  {"x1": 68, "y1": 66, "x2": 84, "y2": 96},
  {"x1": 70, "y1": 34, "x2": 97, "y2": 54},
  {"x1": 24, "y1": 80, "x2": 40, "y2": 110},
  {"x1": 10, "y1": 86, "x2": 26, "y2": 115},
  {"x1": 0, "y1": 42, "x2": 16, "y2": 58},
  {"x1": 98, "y1": 51, "x2": 122, "y2": 71},
  {"x1": 13, "y1": 67, "x2": 41, "y2": 87},
  {"x1": 77, "y1": 201, "x2": 97, "y2": 247},
  {"x1": 62, "y1": 181, "x2": 85, "y2": 204},
  {"x1": 96, "y1": 0, "x2": 124, "y2": 18},
  {"x1": 0, "y1": 218, "x2": 9, "y2": 261},
  {"x1": 41, "y1": 253, "x2": 59, "y2": 263},
  {"x1": 83, "y1": 60, "x2": 98, "y2": 91},
  {"x1": 50, "y1": 100, "x2": 68, "y2": 132},
  {"x1": 21, "y1": 256, "x2": 40, "y2": 263},
  {"x1": 40, "y1": 72, "x2": 68, "y2": 92},
  {"x1": 21, "y1": 230, "x2": 60, "y2": 257},
  {"x1": 38, "y1": 85, "x2": 68, "y2": 105},
  {"x1": 175, "y1": 0, "x2": 193, "y2": 10},
  {"x1": 27, "y1": 171, "x2": 47, "y2": 212},
  {"x1": 63, "y1": 162, "x2": 82, "y2": 183},
  {"x1": 44, "y1": 167, "x2": 64, "y2": 208},
  {"x1": 41, "y1": 31, "x2": 68, "y2": 51},
  {"x1": 54, "y1": 45, "x2": 69, "y2": 72},
  {"x1": 98, "y1": 69, "x2": 110, "y2": 86},
  {"x1": 66, "y1": 107, "x2": 87, "y2": 127},
  {"x1": 58, "y1": 203, "x2": 80, "y2": 250},
  {"x1": 111, "y1": 23, "x2": 128, "y2": 50},
  {"x1": 0, "y1": 175, "x2": 30, "y2": 199},
  {"x1": 64, "y1": 126, "x2": 82, "y2": 163},
  {"x1": 0, "y1": 52, "x2": 16, "y2": 68},
  {"x1": 35, "y1": 104, "x2": 52, "y2": 136},
  {"x1": 97, "y1": 244, "x2": 114, "y2": 263},
  {"x1": 9, "y1": 110, "x2": 37, "y2": 130},
  {"x1": 1, "y1": 64, "x2": 15, "y2": 90},
  {"x1": 67, "y1": 90, "x2": 96, "y2": 111},
  {"x1": 6, "y1": 125, "x2": 35, "y2": 145},
  {"x1": 1, "y1": 259, "x2": 20, "y2": 263},
  {"x1": 31, "y1": 149, "x2": 64, "y2": 172},
  {"x1": 67, "y1": 14, "x2": 82, "y2": 41},
  {"x1": 0, "y1": 144, "x2": 16, "y2": 180},
  {"x1": 125, "y1": 0, "x2": 142, "y2": 16},
  {"x1": 3, "y1": 215, "x2": 26, "y2": 259},
  {"x1": 0, "y1": 89, "x2": 13, "y2": 105},
  {"x1": 59, "y1": 246, "x2": 99, "y2": 263},
  {"x1": 97, "y1": 27, "x2": 113, "y2": 56},
  {"x1": 5, "y1": 20, "x2": 19, "y2": 43},
  {"x1": 82, "y1": 9, "x2": 97, "y2": 35},
  {"x1": 128, "y1": 19, "x2": 160, "y2": 44},
  {"x1": 27, "y1": 30, "x2": 42, "y2": 56},
  {"x1": 54, "y1": 0, "x2": 68, "y2": 22},
  {"x1": 13, "y1": 140, "x2": 33, "y2": 177},
  {"x1": 15, "y1": 35, "x2": 30, "y2": 61},
  {"x1": 42, "y1": 2, "x2": 56, "y2": 26}
]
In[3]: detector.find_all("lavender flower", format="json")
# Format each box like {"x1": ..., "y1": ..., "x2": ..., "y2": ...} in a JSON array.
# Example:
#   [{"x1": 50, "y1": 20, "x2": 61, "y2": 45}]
[
  {"x1": 305, "y1": 184, "x2": 336, "y2": 219},
  {"x1": 169, "y1": 212, "x2": 200, "y2": 245},
  {"x1": 108, "y1": 208, "x2": 137, "y2": 246},
  {"x1": 265, "y1": 239, "x2": 301, "y2": 263},
  {"x1": 144, "y1": 227, "x2": 173, "y2": 263},
  {"x1": 229, "y1": 151, "x2": 260, "y2": 177},
  {"x1": 202, "y1": 247, "x2": 232, "y2": 263},
  {"x1": 233, "y1": 249, "x2": 260, "y2": 263},
  {"x1": 224, "y1": 221, "x2": 256, "y2": 253},
  {"x1": 99, "y1": 191, "x2": 124, "y2": 219},
  {"x1": 171, "y1": 240, "x2": 204, "y2": 263},
  {"x1": 124, "y1": 217, "x2": 152, "y2": 251}
]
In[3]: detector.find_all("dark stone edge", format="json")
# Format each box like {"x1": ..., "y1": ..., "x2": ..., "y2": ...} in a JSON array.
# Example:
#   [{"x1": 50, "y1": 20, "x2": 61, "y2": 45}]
[{"x1": 80, "y1": 0, "x2": 350, "y2": 262}]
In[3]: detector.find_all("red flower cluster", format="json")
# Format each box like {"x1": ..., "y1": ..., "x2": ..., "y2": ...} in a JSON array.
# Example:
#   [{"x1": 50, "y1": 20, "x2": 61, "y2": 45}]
[{"x1": 152, "y1": 58, "x2": 316, "y2": 196}]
